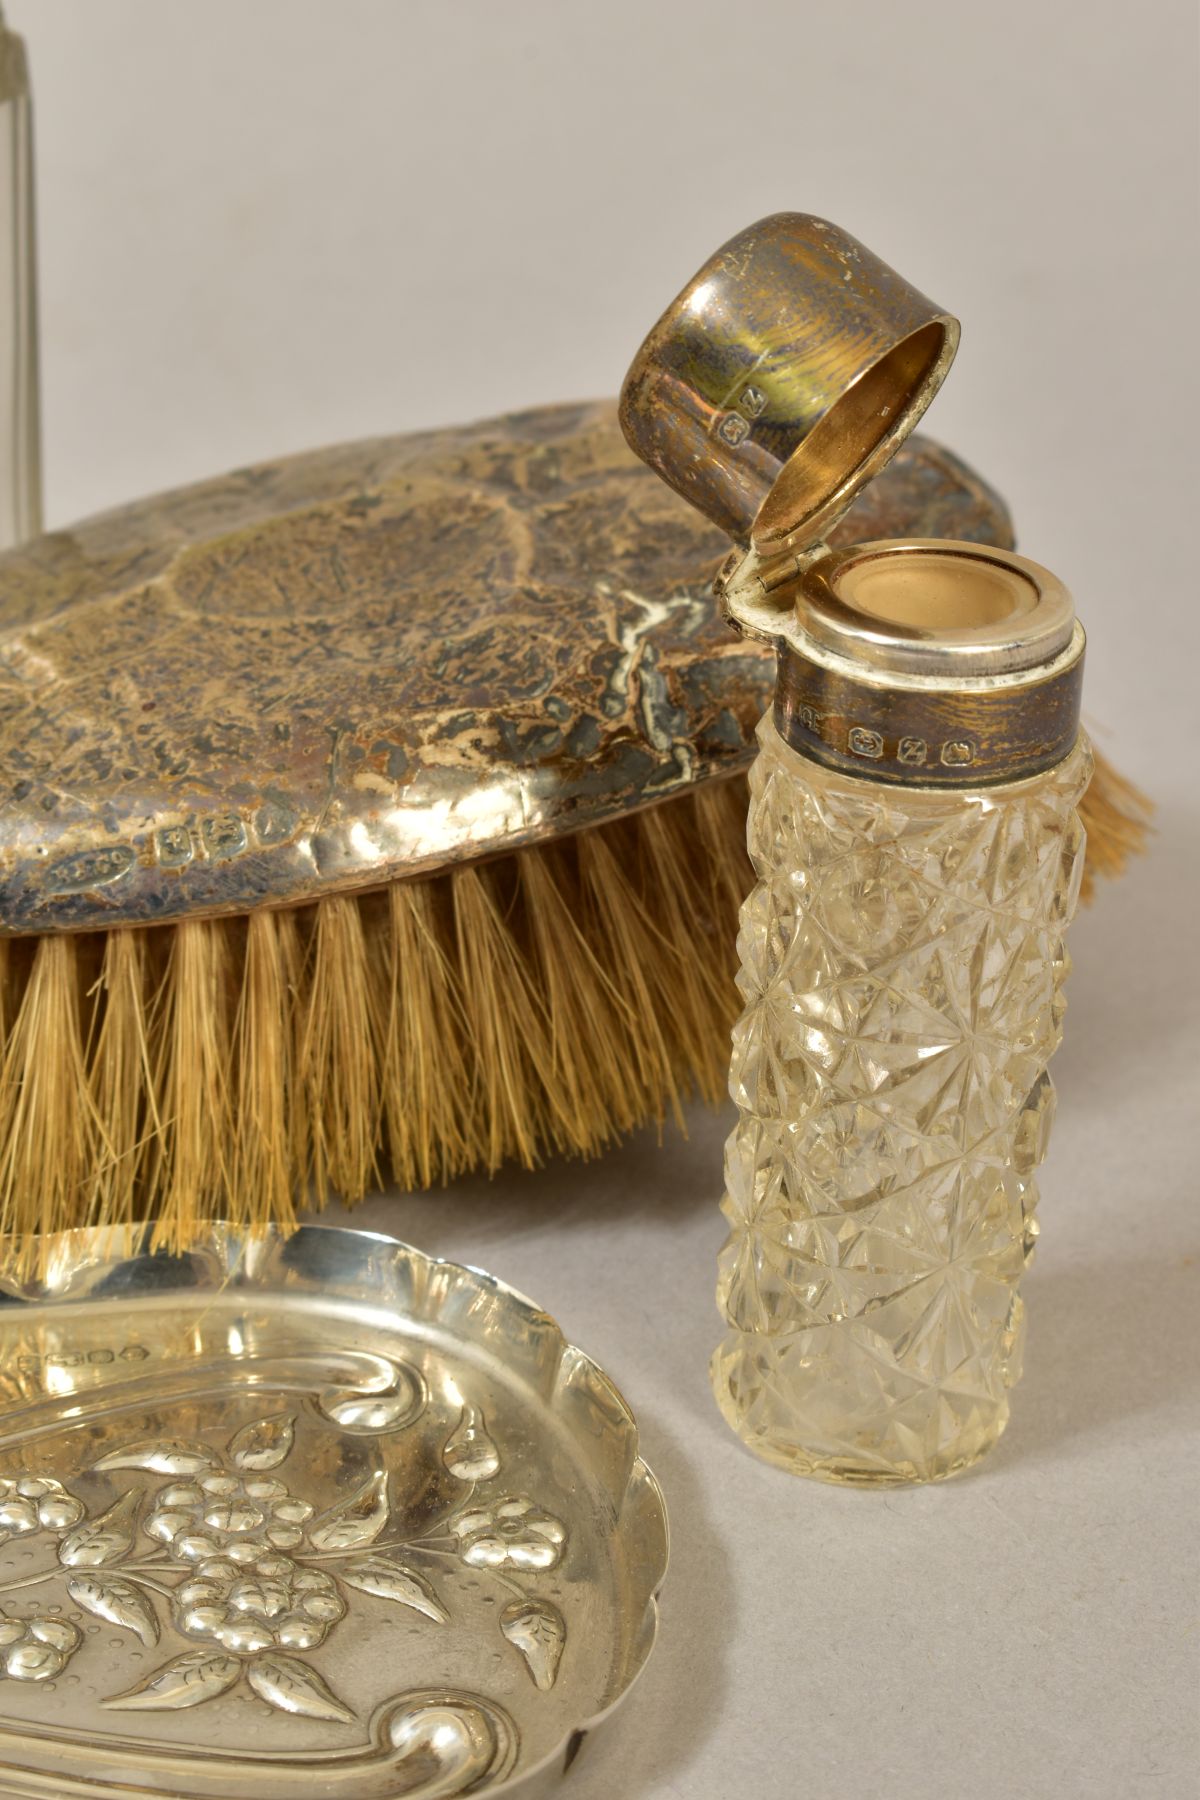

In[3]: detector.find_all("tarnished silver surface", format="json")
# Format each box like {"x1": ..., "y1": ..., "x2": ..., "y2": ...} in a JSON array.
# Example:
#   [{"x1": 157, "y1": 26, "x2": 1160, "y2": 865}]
[
  {"x1": 0, "y1": 402, "x2": 1012, "y2": 935},
  {"x1": 0, "y1": 1224, "x2": 668, "y2": 1797},
  {"x1": 619, "y1": 212, "x2": 957, "y2": 552}
]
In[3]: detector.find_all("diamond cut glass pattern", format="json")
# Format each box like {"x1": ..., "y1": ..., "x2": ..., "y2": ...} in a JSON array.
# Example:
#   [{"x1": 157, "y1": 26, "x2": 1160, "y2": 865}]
[{"x1": 712, "y1": 718, "x2": 1092, "y2": 1484}]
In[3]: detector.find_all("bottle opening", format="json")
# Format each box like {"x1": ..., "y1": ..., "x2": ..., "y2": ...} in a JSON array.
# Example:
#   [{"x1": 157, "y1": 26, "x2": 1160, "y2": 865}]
[
  {"x1": 834, "y1": 546, "x2": 1038, "y2": 633},
  {"x1": 795, "y1": 538, "x2": 1077, "y2": 680}
]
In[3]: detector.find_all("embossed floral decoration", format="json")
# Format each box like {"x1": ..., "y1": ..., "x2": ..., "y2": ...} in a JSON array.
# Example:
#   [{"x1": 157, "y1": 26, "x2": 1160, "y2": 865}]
[
  {"x1": 451, "y1": 1497, "x2": 567, "y2": 1571},
  {"x1": 0, "y1": 1396, "x2": 568, "y2": 1720}
]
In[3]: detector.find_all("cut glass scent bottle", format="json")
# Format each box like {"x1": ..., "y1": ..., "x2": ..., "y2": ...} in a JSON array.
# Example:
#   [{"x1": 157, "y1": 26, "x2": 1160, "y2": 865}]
[{"x1": 621, "y1": 213, "x2": 1089, "y2": 1483}]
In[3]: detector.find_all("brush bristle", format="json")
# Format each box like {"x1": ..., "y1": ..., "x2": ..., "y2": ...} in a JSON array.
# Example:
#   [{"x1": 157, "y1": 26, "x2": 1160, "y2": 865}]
[
  {"x1": 1076, "y1": 742, "x2": 1153, "y2": 904},
  {"x1": 0, "y1": 754, "x2": 1149, "y2": 1268},
  {"x1": 0, "y1": 936, "x2": 97, "y2": 1252},
  {"x1": 147, "y1": 919, "x2": 236, "y2": 1254}
]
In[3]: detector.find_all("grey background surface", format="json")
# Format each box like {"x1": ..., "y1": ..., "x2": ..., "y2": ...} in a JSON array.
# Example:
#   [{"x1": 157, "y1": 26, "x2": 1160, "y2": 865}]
[{"x1": 18, "y1": 2, "x2": 1200, "y2": 1795}]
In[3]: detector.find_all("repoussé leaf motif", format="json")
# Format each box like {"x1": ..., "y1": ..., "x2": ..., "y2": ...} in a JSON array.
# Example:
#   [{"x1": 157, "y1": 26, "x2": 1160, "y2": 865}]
[
  {"x1": 246, "y1": 1652, "x2": 355, "y2": 1722},
  {"x1": 500, "y1": 1598, "x2": 566, "y2": 1691},
  {"x1": 92, "y1": 1439, "x2": 214, "y2": 1477},
  {"x1": 340, "y1": 1555, "x2": 448, "y2": 1622},
  {"x1": 442, "y1": 1405, "x2": 501, "y2": 1481},
  {"x1": 308, "y1": 1468, "x2": 389, "y2": 1552},
  {"x1": 104, "y1": 1650, "x2": 241, "y2": 1711},
  {"x1": 67, "y1": 1574, "x2": 159, "y2": 1646},
  {"x1": 228, "y1": 1412, "x2": 295, "y2": 1472},
  {"x1": 58, "y1": 1489, "x2": 140, "y2": 1568}
]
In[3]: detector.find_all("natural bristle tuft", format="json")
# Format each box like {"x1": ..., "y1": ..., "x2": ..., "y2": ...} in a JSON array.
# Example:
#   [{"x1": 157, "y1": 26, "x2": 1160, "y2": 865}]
[
  {"x1": 0, "y1": 936, "x2": 97, "y2": 1259},
  {"x1": 1076, "y1": 743, "x2": 1153, "y2": 905},
  {"x1": 0, "y1": 757, "x2": 1149, "y2": 1272}
]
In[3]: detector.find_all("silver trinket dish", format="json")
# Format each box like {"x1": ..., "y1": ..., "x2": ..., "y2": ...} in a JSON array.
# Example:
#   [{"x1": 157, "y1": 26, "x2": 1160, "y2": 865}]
[{"x1": 0, "y1": 1224, "x2": 667, "y2": 1797}]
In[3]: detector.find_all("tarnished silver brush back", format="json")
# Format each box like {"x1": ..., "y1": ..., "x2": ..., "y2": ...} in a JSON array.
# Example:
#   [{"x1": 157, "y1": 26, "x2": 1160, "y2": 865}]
[{"x1": 0, "y1": 403, "x2": 1011, "y2": 935}]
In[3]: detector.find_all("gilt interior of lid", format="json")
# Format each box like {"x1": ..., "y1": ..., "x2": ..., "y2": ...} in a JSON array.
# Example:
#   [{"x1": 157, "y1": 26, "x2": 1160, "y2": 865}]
[
  {"x1": 751, "y1": 320, "x2": 953, "y2": 549},
  {"x1": 797, "y1": 540, "x2": 1077, "y2": 679}
]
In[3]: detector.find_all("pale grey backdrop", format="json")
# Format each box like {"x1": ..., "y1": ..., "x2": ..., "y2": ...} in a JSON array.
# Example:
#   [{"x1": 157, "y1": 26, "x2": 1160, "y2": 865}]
[{"x1": 18, "y1": 2, "x2": 1199, "y2": 1796}]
